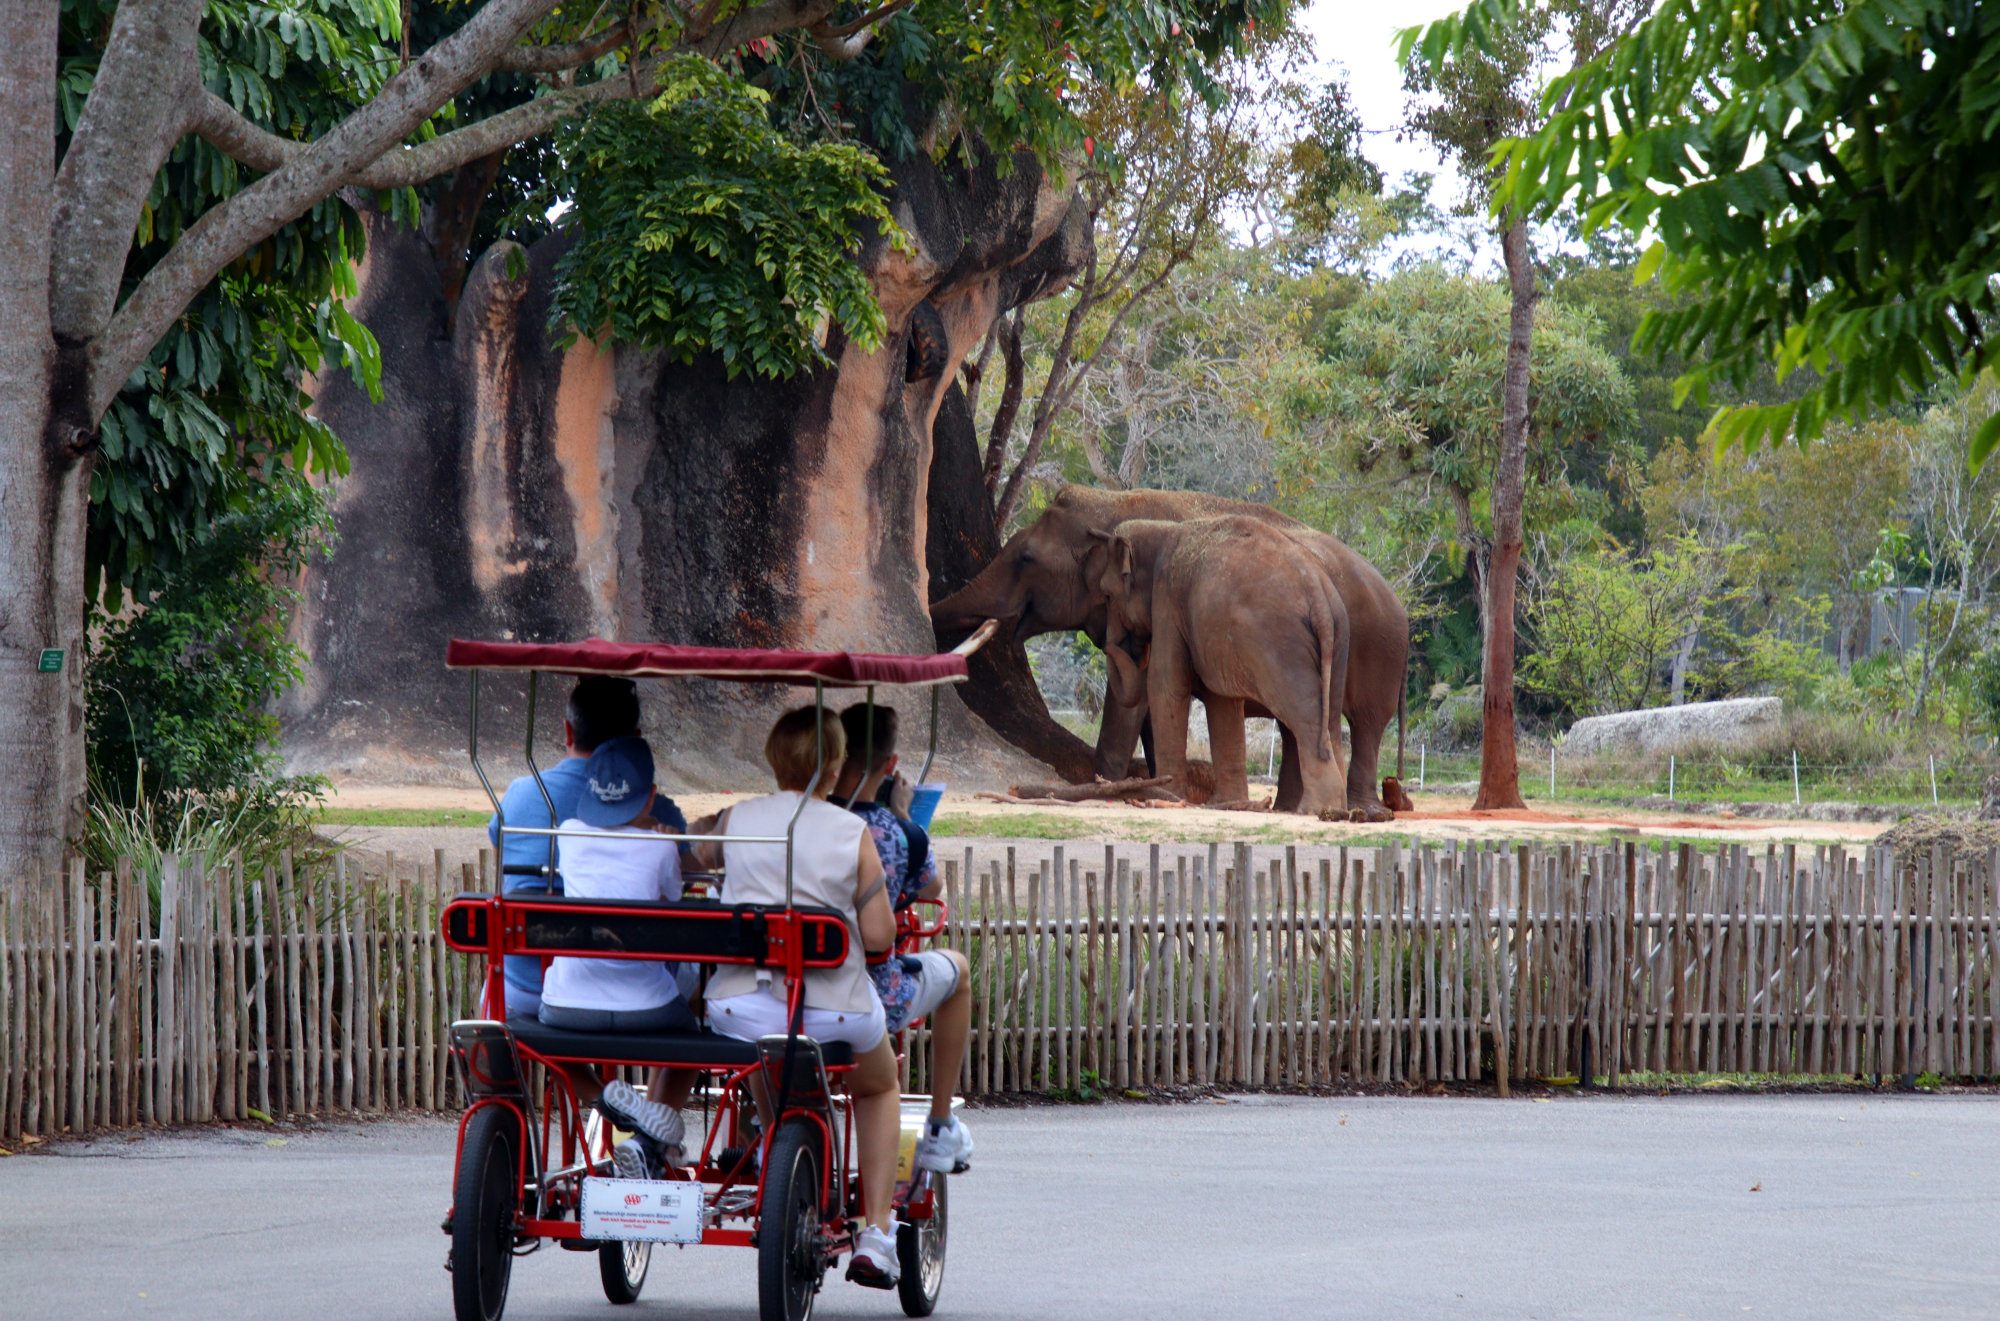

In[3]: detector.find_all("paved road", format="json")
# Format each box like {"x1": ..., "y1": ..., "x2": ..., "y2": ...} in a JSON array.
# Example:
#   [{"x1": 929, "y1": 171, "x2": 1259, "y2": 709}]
[{"x1": 3, "y1": 1094, "x2": 1994, "y2": 1320}]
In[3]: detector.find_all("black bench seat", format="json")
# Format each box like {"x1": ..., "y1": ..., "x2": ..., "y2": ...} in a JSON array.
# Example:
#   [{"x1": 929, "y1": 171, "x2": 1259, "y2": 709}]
[{"x1": 506, "y1": 1018, "x2": 854, "y2": 1068}]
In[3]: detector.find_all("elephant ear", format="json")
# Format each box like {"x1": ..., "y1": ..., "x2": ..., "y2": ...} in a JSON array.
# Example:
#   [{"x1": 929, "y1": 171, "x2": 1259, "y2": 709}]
[{"x1": 1112, "y1": 534, "x2": 1136, "y2": 584}]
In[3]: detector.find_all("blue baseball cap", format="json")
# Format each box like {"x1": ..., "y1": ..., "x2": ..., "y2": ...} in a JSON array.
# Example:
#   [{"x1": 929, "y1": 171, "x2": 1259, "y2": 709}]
[{"x1": 577, "y1": 736, "x2": 655, "y2": 828}]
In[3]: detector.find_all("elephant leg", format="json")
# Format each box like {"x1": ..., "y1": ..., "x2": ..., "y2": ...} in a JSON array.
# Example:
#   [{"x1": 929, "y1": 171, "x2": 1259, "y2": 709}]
[
  {"x1": 1204, "y1": 697, "x2": 1249, "y2": 802},
  {"x1": 1273, "y1": 724, "x2": 1303, "y2": 812},
  {"x1": 1139, "y1": 715, "x2": 1158, "y2": 778},
  {"x1": 1290, "y1": 733, "x2": 1348, "y2": 817},
  {"x1": 1344, "y1": 704, "x2": 1395, "y2": 823},
  {"x1": 1146, "y1": 627, "x2": 1194, "y2": 792}
]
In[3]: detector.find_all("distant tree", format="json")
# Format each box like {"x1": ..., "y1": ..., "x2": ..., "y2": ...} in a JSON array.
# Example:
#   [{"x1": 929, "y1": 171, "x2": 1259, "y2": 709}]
[
  {"x1": 1276, "y1": 263, "x2": 1635, "y2": 698},
  {"x1": 1398, "y1": 0, "x2": 1642, "y2": 808},
  {"x1": 974, "y1": 41, "x2": 1335, "y2": 532},
  {"x1": 1410, "y1": 0, "x2": 2000, "y2": 465}
]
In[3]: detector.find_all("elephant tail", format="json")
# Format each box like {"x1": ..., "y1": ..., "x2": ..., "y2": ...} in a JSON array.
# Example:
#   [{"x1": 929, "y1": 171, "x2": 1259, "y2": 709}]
[{"x1": 1309, "y1": 577, "x2": 1342, "y2": 764}]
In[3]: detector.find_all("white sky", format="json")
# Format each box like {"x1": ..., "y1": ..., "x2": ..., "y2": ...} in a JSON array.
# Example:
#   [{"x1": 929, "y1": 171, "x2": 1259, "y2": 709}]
[{"x1": 1291, "y1": 0, "x2": 1497, "y2": 267}]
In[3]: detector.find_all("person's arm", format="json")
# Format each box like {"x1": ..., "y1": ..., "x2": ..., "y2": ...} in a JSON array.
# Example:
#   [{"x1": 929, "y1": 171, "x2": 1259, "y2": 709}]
[
  {"x1": 650, "y1": 794, "x2": 689, "y2": 836},
  {"x1": 855, "y1": 831, "x2": 895, "y2": 954},
  {"x1": 685, "y1": 809, "x2": 726, "y2": 873}
]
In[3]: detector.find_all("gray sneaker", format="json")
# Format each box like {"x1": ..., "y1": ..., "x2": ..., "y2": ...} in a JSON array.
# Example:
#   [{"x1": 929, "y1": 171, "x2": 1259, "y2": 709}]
[
  {"x1": 612, "y1": 1137, "x2": 657, "y2": 1181},
  {"x1": 600, "y1": 1080, "x2": 686, "y2": 1153}
]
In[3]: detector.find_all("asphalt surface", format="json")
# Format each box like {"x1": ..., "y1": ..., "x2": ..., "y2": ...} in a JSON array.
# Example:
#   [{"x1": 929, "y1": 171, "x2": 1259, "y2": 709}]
[{"x1": 3, "y1": 1093, "x2": 1995, "y2": 1320}]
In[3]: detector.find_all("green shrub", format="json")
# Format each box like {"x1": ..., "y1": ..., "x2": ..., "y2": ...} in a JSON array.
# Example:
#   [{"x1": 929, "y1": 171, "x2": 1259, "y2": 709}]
[{"x1": 85, "y1": 475, "x2": 332, "y2": 871}]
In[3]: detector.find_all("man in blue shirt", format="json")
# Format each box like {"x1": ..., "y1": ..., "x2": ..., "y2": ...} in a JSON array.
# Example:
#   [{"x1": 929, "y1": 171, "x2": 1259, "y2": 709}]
[{"x1": 488, "y1": 675, "x2": 688, "y2": 1016}]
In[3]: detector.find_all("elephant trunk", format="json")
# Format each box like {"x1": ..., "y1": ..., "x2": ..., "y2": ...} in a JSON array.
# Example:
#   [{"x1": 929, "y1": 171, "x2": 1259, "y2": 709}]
[{"x1": 1105, "y1": 636, "x2": 1146, "y2": 710}]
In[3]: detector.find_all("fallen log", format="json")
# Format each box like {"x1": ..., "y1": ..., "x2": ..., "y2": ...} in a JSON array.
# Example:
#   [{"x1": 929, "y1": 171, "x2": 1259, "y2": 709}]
[{"x1": 1007, "y1": 776, "x2": 1176, "y2": 803}]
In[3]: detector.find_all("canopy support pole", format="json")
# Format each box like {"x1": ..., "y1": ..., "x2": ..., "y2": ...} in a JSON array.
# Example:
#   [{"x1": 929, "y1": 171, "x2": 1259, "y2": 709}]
[{"x1": 524, "y1": 670, "x2": 558, "y2": 881}]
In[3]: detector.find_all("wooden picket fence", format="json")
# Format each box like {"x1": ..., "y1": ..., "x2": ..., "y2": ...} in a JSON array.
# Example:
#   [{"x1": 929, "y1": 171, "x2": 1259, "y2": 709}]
[
  {"x1": 911, "y1": 839, "x2": 2000, "y2": 1093},
  {"x1": 4, "y1": 839, "x2": 1998, "y2": 1143}
]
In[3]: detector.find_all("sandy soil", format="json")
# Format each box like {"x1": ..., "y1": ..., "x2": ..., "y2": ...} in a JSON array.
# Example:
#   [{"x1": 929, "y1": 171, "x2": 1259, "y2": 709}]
[{"x1": 323, "y1": 782, "x2": 1890, "y2": 877}]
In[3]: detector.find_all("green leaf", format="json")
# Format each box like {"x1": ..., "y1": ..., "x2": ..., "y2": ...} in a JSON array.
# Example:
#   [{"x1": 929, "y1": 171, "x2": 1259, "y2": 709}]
[{"x1": 1970, "y1": 408, "x2": 2000, "y2": 475}]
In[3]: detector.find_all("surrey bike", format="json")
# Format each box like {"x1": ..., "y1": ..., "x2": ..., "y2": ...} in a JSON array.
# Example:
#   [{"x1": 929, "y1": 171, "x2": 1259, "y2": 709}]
[{"x1": 438, "y1": 627, "x2": 993, "y2": 1321}]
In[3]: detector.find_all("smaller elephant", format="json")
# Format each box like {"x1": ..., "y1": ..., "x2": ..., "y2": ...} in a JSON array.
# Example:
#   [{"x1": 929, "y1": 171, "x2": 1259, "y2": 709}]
[{"x1": 1090, "y1": 517, "x2": 1351, "y2": 816}]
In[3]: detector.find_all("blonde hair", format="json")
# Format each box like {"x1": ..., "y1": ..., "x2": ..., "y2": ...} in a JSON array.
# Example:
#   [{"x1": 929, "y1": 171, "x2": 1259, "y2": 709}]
[{"x1": 765, "y1": 704, "x2": 845, "y2": 791}]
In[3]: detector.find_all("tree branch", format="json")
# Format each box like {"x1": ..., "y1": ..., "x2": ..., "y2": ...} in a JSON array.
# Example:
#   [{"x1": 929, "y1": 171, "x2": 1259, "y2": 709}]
[
  {"x1": 496, "y1": 19, "x2": 635, "y2": 71},
  {"x1": 808, "y1": 0, "x2": 911, "y2": 59},
  {"x1": 689, "y1": 0, "x2": 838, "y2": 58},
  {"x1": 981, "y1": 307, "x2": 1026, "y2": 500},
  {"x1": 49, "y1": 0, "x2": 203, "y2": 341},
  {"x1": 190, "y1": 63, "x2": 644, "y2": 192},
  {"x1": 92, "y1": 0, "x2": 607, "y2": 415}
]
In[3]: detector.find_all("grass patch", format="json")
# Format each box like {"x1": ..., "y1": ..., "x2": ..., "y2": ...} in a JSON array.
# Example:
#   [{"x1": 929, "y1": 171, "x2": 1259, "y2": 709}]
[{"x1": 318, "y1": 807, "x2": 491, "y2": 829}]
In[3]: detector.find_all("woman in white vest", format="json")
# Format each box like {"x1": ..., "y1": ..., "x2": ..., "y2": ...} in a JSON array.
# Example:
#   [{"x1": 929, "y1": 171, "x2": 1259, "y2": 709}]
[{"x1": 705, "y1": 705, "x2": 907, "y2": 1290}]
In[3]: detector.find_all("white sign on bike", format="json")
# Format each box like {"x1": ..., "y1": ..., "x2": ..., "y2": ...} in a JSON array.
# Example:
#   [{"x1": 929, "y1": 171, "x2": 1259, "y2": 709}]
[{"x1": 581, "y1": 1178, "x2": 704, "y2": 1243}]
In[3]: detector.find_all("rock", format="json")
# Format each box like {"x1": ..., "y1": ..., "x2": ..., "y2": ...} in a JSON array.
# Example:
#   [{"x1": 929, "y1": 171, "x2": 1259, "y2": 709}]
[
  {"x1": 284, "y1": 140, "x2": 1091, "y2": 790},
  {"x1": 1564, "y1": 697, "x2": 1783, "y2": 758}
]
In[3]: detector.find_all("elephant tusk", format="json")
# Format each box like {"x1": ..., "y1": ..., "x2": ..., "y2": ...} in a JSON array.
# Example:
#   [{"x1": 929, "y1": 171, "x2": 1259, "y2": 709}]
[{"x1": 950, "y1": 619, "x2": 1001, "y2": 657}]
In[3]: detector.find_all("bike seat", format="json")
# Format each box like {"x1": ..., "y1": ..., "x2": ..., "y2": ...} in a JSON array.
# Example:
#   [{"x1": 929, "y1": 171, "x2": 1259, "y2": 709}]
[{"x1": 505, "y1": 1018, "x2": 854, "y2": 1069}]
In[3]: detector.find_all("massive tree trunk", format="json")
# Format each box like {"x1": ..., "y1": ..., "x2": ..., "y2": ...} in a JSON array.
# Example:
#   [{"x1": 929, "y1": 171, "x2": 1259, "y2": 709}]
[
  {"x1": 926, "y1": 384, "x2": 1098, "y2": 782},
  {"x1": 0, "y1": 5, "x2": 87, "y2": 880},
  {"x1": 286, "y1": 146, "x2": 1092, "y2": 788},
  {"x1": 1474, "y1": 215, "x2": 1535, "y2": 812}
]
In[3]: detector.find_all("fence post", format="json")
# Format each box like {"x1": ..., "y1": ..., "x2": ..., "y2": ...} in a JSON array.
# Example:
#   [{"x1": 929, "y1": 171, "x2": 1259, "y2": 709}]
[
  {"x1": 1230, "y1": 843, "x2": 1253, "y2": 1083},
  {"x1": 1929, "y1": 755, "x2": 1939, "y2": 806},
  {"x1": 1418, "y1": 744, "x2": 1426, "y2": 791},
  {"x1": 1548, "y1": 745, "x2": 1557, "y2": 799},
  {"x1": 1792, "y1": 750, "x2": 1802, "y2": 807},
  {"x1": 1668, "y1": 755, "x2": 1676, "y2": 803}
]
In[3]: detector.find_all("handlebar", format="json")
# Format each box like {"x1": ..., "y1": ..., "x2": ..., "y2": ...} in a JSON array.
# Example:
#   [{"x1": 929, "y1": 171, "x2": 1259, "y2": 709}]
[{"x1": 897, "y1": 898, "x2": 948, "y2": 944}]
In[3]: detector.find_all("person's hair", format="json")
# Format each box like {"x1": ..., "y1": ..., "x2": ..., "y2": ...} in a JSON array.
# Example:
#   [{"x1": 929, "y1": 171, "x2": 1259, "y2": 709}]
[
  {"x1": 567, "y1": 676, "x2": 640, "y2": 753},
  {"x1": 765, "y1": 704, "x2": 845, "y2": 791},
  {"x1": 839, "y1": 701, "x2": 898, "y2": 774}
]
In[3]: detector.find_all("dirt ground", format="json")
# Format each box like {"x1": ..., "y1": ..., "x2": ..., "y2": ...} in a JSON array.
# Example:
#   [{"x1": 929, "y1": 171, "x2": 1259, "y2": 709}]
[{"x1": 322, "y1": 780, "x2": 1890, "y2": 876}]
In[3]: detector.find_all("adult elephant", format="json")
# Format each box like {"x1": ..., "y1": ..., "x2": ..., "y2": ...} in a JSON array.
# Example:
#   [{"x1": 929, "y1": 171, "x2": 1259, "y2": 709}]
[
  {"x1": 930, "y1": 486, "x2": 1410, "y2": 820},
  {"x1": 1093, "y1": 517, "x2": 1351, "y2": 815}
]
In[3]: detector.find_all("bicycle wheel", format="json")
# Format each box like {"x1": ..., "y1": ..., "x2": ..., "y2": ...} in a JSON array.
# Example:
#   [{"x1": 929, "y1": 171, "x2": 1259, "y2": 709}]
[
  {"x1": 598, "y1": 1238, "x2": 651, "y2": 1304},
  {"x1": 451, "y1": 1105, "x2": 520, "y2": 1321},
  {"x1": 896, "y1": 1174, "x2": 947, "y2": 1317},
  {"x1": 757, "y1": 1120, "x2": 827, "y2": 1321}
]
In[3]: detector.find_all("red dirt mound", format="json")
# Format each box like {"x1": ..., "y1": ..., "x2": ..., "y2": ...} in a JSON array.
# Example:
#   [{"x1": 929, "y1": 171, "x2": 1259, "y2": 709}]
[{"x1": 1394, "y1": 807, "x2": 1765, "y2": 832}]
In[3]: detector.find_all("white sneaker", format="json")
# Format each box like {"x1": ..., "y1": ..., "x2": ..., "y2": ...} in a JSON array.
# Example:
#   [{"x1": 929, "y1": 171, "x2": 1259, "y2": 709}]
[
  {"x1": 599, "y1": 1080, "x2": 686, "y2": 1153},
  {"x1": 846, "y1": 1223, "x2": 899, "y2": 1289},
  {"x1": 914, "y1": 1116, "x2": 973, "y2": 1173}
]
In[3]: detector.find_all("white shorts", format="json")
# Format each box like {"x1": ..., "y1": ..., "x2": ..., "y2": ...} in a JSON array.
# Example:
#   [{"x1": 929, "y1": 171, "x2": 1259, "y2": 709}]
[{"x1": 707, "y1": 986, "x2": 887, "y2": 1054}]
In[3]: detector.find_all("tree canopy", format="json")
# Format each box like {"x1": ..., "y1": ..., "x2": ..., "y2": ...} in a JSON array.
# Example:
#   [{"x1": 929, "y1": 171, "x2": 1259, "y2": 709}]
[{"x1": 1407, "y1": 0, "x2": 2000, "y2": 464}]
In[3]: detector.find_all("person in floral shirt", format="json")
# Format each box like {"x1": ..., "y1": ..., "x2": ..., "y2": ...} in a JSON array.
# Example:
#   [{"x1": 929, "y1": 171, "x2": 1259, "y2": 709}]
[{"x1": 834, "y1": 702, "x2": 975, "y2": 1174}]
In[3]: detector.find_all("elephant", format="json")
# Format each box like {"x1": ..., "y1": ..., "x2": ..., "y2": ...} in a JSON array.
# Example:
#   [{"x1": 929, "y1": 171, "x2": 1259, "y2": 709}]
[
  {"x1": 1091, "y1": 517, "x2": 1351, "y2": 815},
  {"x1": 930, "y1": 485, "x2": 1410, "y2": 820}
]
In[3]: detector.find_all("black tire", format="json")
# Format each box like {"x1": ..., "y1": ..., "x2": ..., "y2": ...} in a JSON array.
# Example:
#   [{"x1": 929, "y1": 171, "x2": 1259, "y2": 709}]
[
  {"x1": 757, "y1": 1120, "x2": 827, "y2": 1321},
  {"x1": 451, "y1": 1105, "x2": 520, "y2": 1321},
  {"x1": 896, "y1": 1174, "x2": 948, "y2": 1317},
  {"x1": 598, "y1": 1239, "x2": 651, "y2": 1304}
]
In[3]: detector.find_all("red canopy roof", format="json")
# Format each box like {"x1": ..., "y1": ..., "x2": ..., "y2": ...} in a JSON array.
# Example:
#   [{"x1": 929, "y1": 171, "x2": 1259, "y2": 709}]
[{"x1": 445, "y1": 637, "x2": 972, "y2": 688}]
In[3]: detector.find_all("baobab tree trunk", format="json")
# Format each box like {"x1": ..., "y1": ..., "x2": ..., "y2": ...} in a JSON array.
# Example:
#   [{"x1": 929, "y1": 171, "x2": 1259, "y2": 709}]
[{"x1": 1474, "y1": 214, "x2": 1536, "y2": 812}]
